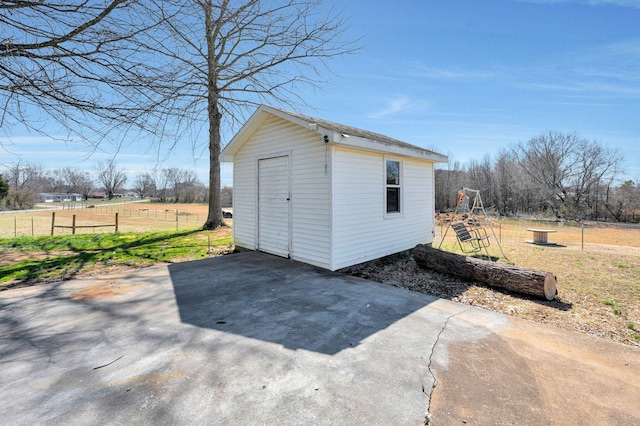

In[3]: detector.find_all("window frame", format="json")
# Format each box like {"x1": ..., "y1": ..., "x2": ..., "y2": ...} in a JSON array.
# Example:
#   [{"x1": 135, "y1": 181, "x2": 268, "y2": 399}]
[{"x1": 384, "y1": 157, "x2": 403, "y2": 217}]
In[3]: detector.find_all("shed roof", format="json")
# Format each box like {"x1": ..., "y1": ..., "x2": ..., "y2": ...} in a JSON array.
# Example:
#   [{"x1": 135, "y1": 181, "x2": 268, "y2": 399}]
[{"x1": 221, "y1": 105, "x2": 448, "y2": 163}]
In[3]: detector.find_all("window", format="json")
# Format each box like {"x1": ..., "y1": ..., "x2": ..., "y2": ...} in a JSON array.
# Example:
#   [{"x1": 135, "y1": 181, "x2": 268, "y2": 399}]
[{"x1": 386, "y1": 159, "x2": 401, "y2": 213}]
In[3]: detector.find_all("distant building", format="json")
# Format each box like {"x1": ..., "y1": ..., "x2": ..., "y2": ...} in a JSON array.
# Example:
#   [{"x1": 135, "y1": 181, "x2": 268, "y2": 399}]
[
  {"x1": 38, "y1": 193, "x2": 83, "y2": 202},
  {"x1": 90, "y1": 191, "x2": 107, "y2": 199}
]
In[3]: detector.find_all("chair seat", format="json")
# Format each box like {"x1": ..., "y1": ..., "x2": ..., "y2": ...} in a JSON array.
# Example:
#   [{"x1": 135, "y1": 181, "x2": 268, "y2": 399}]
[{"x1": 451, "y1": 222, "x2": 490, "y2": 253}]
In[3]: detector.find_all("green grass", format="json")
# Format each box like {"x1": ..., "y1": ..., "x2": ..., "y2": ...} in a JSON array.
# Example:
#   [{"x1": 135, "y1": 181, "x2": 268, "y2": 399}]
[{"x1": 0, "y1": 229, "x2": 233, "y2": 287}]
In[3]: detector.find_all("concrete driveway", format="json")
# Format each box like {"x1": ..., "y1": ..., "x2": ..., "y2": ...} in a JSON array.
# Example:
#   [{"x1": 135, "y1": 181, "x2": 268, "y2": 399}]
[{"x1": 1, "y1": 251, "x2": 638, "y2": 425}]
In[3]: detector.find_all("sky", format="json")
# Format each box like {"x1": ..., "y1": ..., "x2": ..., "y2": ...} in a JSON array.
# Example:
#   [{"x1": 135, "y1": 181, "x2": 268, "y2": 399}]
[{"x1": 2, "y1": 0, "x2": 640, "y2": 188}]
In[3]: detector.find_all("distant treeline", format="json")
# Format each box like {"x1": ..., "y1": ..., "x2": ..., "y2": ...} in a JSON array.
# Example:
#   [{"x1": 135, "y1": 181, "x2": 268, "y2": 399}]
[
  {"x1": 0, "y1": 162, "x2": 233, "y2": 210},
  {"x1": 435, "y1": 132, "x2": 638, "y2": 223},
  {"x1": 3, "y1": 132, "x2": 637, "y2": 223}
]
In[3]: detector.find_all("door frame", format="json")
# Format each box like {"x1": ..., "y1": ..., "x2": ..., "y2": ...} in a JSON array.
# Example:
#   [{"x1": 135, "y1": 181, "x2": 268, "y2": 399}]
[{"x1": 255, "y1": 152, "x2": 292, "y2": 257}]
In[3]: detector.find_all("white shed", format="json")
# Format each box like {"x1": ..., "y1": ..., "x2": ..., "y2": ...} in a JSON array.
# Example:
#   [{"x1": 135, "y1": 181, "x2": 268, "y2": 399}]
[{"x1": 221, "y1": 105, "x2": 448, "y2": 271}]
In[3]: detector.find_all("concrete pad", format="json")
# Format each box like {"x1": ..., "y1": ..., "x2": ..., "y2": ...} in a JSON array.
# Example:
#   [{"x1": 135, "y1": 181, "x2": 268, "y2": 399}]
[{"x1": 0, "y1": 251, "x2": 638, "y2": 425}]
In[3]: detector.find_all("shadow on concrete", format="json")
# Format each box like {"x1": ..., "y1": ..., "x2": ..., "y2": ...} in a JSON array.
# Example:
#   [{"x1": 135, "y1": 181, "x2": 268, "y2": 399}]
[{"x1": 168, "y1": 252, "x2": 436, "y2": 355}]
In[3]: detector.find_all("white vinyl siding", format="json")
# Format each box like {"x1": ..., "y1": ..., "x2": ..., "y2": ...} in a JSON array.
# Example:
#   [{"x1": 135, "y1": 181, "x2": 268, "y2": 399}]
[
  {"x1": 232, "y1": 114, "x2": 331, "y2": 268},
  {"x1": 331, "y1": 147, "x2": 434, "y2": 270}
]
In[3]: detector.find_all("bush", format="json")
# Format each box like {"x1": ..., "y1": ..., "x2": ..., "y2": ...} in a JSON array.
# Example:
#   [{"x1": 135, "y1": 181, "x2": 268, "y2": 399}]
[{"x1": 1, "y1": 189, "x2": 36, "y2": 210}]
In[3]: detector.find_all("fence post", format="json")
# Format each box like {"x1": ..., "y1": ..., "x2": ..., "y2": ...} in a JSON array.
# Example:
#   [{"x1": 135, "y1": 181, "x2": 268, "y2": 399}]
[
  {"x1": 32, "y1": 217, "x2": 34, "y2": 236},
  {"x1": 14, "y1": 216, "x2": 17, "y2": 237},
  {"x1": 176, "y1": 210, "x2": 179, "y2": 230},
  {"x1": 115, "y1": 212, "x2": 119, "y2": 233},
  {"x1": 72, "y1": 215, "x2": 77, "y2": 235},
  {"x1": 581, "y1": 223, "x2": 584, "y2": 251},
  {"x1": 51, "y1": 212, "x2": 56, "y2": 236}
]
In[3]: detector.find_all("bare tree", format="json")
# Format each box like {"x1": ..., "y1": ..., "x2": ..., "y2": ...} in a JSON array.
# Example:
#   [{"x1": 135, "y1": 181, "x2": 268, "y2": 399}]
[
  {"x1": 3, "y1": 161, "x2": 47, "y2": 191},
  {"x1": 163, "y1": 167, "x2": 199, "y2": 202},
  {"x1": 145, "y1": 0, "x2": 357, "y2": 228},
  {"x1": 493, "y1": 149, "x2": 540, "y2": 216},
  {"x1": 61, "y1": 168, "x2": 94, "y2": 198},
  {"x1": 96, "y1": 161, "x2": 127, "y2": 200},
  {"x1": 150, "y1": 169, "x2": 169, "y2": 202},
  {"x1": 3, "y1": 1, "x2": 356, "y2": 228},
  {"x1": 133, "y1": 173, "x2": 155, "y2": 199},
  {"x1": 46, "y1": 169, "x2": 67, "y2": 192},
  {"x1": 605, "y1": 180, "x2": 640, "y2": 223},
  {"x1": 220, "y1": 185, "x2": 232, "y2": 207},
  {"x1": 511, "y1": 132, "x2": 622, "y2": 220},
  {"x1": 0, "y1": 161, "x2": 47, "y2": 208},
  {"x1": 434, "y1": 155, "x2": 465, "y2": 212},
  {"x1": 466, "y1": 155, "x2": 495, "y2": 208},
  {"x1": 1, "y1": 1, "x2": 178, "y2": 145}
]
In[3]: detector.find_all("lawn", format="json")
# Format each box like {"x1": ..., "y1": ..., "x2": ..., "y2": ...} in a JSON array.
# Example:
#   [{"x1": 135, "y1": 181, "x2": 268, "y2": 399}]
[{"x1": 0, "y1": 227, "x2": 233, "y2": 289}]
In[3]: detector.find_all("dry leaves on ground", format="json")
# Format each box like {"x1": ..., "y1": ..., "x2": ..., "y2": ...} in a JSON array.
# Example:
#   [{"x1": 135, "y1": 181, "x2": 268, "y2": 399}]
[{"x1": 341, "y1": 253, "x2": 639, "y2": 347}]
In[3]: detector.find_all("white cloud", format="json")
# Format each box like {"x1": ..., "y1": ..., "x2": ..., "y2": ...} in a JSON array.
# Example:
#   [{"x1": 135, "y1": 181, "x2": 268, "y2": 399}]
[
  {"x1": 367, "y1": 96, "x2": 432, "y2": 121},
  {"x1": 367, "y1": 96, "x2": 414, "y2": 119}
]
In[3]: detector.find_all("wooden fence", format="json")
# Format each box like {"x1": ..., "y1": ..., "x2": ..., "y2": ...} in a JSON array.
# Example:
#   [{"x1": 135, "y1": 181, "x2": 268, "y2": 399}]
[{"x1": 50, "y1": 212, "x2": 119, "y2": 235}]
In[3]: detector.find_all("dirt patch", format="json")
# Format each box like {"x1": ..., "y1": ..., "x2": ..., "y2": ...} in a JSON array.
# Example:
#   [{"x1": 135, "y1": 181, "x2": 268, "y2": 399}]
[
  {"x1": 0, "y1": 249, "x2": 74, "y2": 266},
  {"x1": 67, "y1": 281, "x2": 137, "y2": 301}
]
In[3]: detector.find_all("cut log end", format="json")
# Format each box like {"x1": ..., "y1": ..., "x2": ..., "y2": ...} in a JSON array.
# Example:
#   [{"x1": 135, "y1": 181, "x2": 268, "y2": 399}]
[{"x1": 543, "y1": 273, "x2": 558, "y2": 301}]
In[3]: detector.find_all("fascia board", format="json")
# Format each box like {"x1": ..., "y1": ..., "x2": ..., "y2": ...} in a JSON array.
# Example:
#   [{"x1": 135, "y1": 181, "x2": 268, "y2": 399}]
[{"x1": 332, "y1": 135, "x2": 448, "y2": 163}]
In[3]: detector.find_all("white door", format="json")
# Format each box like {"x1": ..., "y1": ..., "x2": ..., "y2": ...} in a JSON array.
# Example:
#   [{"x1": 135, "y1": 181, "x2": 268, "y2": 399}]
[{"x1": 258, "y1": 156, "x2": 290, "y2": 257}]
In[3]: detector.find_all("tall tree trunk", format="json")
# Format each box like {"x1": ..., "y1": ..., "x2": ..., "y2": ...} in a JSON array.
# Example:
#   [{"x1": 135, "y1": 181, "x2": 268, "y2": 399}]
[
  {"x1": 204, "y1": 104, "x2": 223, "y2": 229},
  {"x1": 202, "y1": 0, "x2": 222, "y2": 230}
]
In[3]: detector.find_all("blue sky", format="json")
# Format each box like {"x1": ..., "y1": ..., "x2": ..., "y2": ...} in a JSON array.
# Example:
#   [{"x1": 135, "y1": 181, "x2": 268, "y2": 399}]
[{"x1": 2, "y1": 0, "x2": 639, "y2": 187}]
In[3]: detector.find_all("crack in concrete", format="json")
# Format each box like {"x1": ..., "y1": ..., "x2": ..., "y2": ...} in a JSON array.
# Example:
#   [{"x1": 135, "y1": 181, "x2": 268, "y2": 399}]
[{"x1": 423, "y1": 306, "x2": 473, "y2": 425}]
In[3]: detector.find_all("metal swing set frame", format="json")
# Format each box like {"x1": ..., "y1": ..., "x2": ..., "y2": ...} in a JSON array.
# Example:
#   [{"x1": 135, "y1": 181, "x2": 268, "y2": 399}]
[{"x1": 438, "y1": 188, "x2": 511, "y2": 263}]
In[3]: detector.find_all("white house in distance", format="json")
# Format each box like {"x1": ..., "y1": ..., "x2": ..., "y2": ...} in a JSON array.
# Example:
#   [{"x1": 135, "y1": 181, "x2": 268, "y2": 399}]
[
  {"x1": 38, "y1": 193, "x2": 83, "y2": 202},
  {"x1": 220, "y1": 105, "x2": 448, "y2": 271}
]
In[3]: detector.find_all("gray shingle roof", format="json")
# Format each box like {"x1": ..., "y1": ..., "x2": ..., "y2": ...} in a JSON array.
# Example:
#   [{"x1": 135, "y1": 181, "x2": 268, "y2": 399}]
[{"x1": 267, "y1": 105, "x2": 444, "y2": 159}]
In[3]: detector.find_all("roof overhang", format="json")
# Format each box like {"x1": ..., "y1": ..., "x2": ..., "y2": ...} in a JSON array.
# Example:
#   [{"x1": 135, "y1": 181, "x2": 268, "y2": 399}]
[
  {"x1": 325, "y1": 132, "x2": 448, "y2": 163},
  {"x1": 221, "y1": 105, "x2": 448, "y2": 164}
]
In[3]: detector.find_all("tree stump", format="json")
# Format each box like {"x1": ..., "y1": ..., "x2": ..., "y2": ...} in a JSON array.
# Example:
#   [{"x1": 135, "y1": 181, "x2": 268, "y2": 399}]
[{"x1": 413, "y1": 244, "x2": 557, "y2": 300}]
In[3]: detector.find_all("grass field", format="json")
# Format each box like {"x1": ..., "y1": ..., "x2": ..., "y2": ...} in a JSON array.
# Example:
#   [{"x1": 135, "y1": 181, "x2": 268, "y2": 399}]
[
  {"x1": 0, "y1": 202, "x2": 213, "y2": 237},
  {"x1": 1, "y1": 203, "x2": 638, "y2": 345}
]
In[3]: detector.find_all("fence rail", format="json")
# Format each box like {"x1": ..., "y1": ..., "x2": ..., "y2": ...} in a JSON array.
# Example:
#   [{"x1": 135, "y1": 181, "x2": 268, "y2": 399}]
[
  {"x1": 1, "y1": 204, "x2": 205, "y2": 237},
  {"x1": 435, "y1": 218, "x2": 640, "y2": 256},
  {"x1": 2, "y1": 208, "x2": 638, "y2": 253},
  {"x1": 50, "y1": 212, "x2": 118, "y2": 235}
]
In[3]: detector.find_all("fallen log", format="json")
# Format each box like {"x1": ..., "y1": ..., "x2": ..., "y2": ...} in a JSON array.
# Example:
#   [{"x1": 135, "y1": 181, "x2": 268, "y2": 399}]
[{"x1": 413, "y1": 244, "x2": 557, "y2": 300}]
